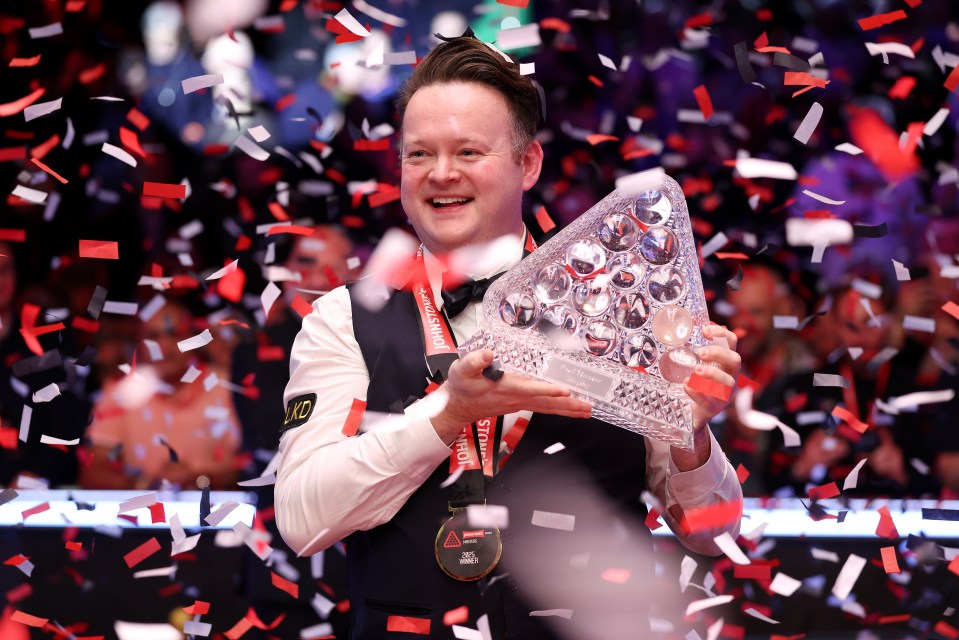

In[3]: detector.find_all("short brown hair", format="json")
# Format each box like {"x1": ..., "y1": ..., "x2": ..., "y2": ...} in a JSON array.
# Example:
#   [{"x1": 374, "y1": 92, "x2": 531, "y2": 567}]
[{"x1": 396, "y1": 37, "x2": 540, "y2": 160}]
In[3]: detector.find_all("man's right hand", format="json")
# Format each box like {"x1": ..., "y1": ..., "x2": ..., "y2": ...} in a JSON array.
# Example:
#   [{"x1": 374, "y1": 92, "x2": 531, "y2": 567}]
[{"x1": 430, "y1": 349, "x2": 592, "y2": 445}]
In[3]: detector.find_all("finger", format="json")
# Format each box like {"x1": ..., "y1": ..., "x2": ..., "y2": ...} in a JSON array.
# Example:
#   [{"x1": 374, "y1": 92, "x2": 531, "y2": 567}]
[
  {"x1": 704, "y1": 322, "x2": 738, "y2": 352},
  {"x1": 498, "y1": 374, "x2": 573, "y2": 398},
  {"x1": 452, "y1": 349, "x2": 494, "y2": 378},
  {"x1": 697, "y1": 344, "x2": 741, "y2": 377},
  {"x1": 525, "y1": 396, "x2": 593, "y2": 418},
  {"x1": 691, "y1": 361, "x2": 737, "y2": 392}
]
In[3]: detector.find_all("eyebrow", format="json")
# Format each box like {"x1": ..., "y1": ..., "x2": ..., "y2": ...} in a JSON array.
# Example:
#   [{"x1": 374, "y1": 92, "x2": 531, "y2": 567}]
[{"x1": 403, "y1": 136, "x2": 483, "y2": 146}]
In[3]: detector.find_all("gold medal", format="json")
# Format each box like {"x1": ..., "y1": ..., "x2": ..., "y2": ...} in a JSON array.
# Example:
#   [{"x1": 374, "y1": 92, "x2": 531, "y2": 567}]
[{"x1": 434, "y1": 509, "x2": 503, "y2": 581}]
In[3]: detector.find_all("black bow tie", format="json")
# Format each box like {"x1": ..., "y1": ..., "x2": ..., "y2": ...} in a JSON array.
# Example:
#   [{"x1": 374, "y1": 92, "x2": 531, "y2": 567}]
[{"x1": 441, "y1": 273, "x2": 503, "y2": 319}]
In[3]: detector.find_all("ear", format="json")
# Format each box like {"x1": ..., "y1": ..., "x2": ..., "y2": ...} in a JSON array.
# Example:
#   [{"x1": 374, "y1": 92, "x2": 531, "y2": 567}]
[{"x1": 520, "y1": 140, "x2": 544, "y2": 191}]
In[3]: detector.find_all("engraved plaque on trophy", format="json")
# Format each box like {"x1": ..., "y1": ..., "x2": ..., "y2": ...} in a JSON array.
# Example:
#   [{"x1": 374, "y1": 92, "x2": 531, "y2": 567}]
[{"x1": 459, "y1": 172, "x2": 712, "y2": 450}]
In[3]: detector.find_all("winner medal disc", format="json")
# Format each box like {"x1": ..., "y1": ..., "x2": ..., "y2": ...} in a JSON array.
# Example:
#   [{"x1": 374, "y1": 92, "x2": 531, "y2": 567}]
[{"x1": 435, "y1": 509, "x2": 503, "y2": 581}]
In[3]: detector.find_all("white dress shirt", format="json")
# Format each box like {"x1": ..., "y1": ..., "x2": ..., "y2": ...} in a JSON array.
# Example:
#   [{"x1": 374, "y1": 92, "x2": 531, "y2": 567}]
[{"x1": 275, "y1": 236, "x2": 742, "y2": 558}]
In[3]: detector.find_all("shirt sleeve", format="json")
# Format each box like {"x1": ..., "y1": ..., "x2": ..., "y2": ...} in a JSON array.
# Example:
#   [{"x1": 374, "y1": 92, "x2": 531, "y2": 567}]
[
  {"x1": 274, "y1": 287, "x2": 452, "y2": 557},
  {"x1": 645, "y1": 427, "x2": 743, "y2": 556}
]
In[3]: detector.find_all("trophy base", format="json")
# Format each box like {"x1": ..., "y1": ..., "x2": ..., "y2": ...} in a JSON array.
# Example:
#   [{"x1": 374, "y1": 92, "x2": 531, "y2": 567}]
[{"x1": 460, "y1": 329, "x2": 695, "y2": 451}]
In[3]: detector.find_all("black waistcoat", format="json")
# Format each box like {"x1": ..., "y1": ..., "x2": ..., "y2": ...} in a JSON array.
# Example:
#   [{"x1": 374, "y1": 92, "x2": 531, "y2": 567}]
[{"x1": 347, "y1": 284, "x2": 652, "y2": 640}]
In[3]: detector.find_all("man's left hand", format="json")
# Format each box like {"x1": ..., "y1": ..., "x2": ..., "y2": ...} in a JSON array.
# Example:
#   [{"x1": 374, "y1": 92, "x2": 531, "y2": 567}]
[{"x1": 686, "y1": 323, "x2": 741, "y2": 431}]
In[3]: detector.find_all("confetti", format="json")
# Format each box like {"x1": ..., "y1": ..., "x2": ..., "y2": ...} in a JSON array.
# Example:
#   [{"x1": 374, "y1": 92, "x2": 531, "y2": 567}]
[
  {"x1": 497, "y1": 24, "x2": 541, "y2": 51},
  {"x1": 177, "y1": 329, "x2": 213, "y2": 353},
  {"x1": 342, "y1": 398, "x2": 366, "y2": 436},
  {"x1": 687, "y1": 373, "x2": 732, "y2": 401},
  {"x1": 334, "y1": 8, "x2": 371, "y2": 37},
  {"x1": 693, "y1": 84, "x2": 713, "y2": 120},
  {"x1": 831, "y1": 554, "x2": 866, "y2": 601},
  {"x1": 386, "y1": 616, "x2": 430, "y2": 634},
  {"x1": 12, "y1": 184, "x2": 48, "y2": 204},
  {"x1": 124, "y1": 537, "x2": 162, "y2": 568},
  {"x1": 686, "y1": 594, "x2": 734, "y2": 617},
  {"x1": 903, "y1": 315, "x2": 935, "y2": 332},
  {"x1": 793, "y1": 102, "x2": 823, "y2": 144},
  {"x1": 235, "y1": 135, "x2": 270, "y2": 161},
  {"x1": 143, "y1": 181, "x2": 186, "y2": 199},
  {"x1": 181, "y1": 73, "x2": 224, "y2": 94},
  {"x1": 0, "y1": 87, "x2": 46, "y2": 117},
  {"x1": 769, "y1": 572, "x2": 802, "y2": 596},
  {"x1": 531, "y1": 510, "x2": 575, "y2": 531},
  {"x1": 842, "y1": 459, "x2": 868, "y2": 491},
  {"x1": 101, "y1": 142, "x2": 137, "y2": 167},
  {"x1": 29, "y1": 22, "x2": 63, "y2": 38},
  {"x1": 713, "y1": 531, "x2": 750, "y2": 564},
  {"x1": 23, "y1": 97, "x2": 62, "y2": 122},
  {"x1": 79, "y1": 239, "x2": 119, "y2": 259},
  {"x1": 813, "y1": 373, "x2": 850, "y2": 388},
  {"x1": 734, "y1": 158, "x2": 798, "y2": 180}
]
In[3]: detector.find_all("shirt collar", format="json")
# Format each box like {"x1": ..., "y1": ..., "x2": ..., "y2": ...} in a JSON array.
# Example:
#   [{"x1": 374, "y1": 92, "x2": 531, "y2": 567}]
[{"x1": 422, "y1": 232, "x2": 526, "y2": 312}]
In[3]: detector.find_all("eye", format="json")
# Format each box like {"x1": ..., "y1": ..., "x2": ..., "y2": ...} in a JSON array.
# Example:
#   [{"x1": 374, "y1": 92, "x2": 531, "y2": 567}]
[
  {"x1": 460, "y1": 149, "x2": 479, "y2": 157},
  {"x1": 405, "y1": 150, "x2": 427, "y2": 159}
]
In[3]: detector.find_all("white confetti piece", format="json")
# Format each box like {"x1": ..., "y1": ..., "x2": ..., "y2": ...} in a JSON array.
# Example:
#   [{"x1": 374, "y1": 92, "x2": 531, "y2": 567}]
[
  {"x1": 744, "y1": 608, "x2": 780, "y2": 624},
  {"x1": 133, "y1": 566, "x2": 177, "y2": 578},
  {"x1": 38, "y1": 434, "x2": 78, "y2": 446},
  {"x1": 102, "y1": 301, "x2": 139, "y2": 315},
  {"x1": 769, "y1": 572, "x2": 802, "y2": 596},
  {"x1": 300, "y1": 623, "x2": 333, "y2": 639},
  {"x1": 180, "y1": 364, "x2": 202, "y2": 383},
  {"x1": 903, "y1": 315, "x2": 935, "y2": 333},
  {"x1": 831, "y1": 554, "x2": 867, "y2": 601},
  {"x1": 811, "y1": 547, "x2": 839, "y2": 562},
  {"x1": 119, "y1": 492, "x2": 157, "y2": 513},
  {"x1": 892, "y1": 260, "x2": 911, "y2": 281},
  {"x1": 352, "y1": 0, "x2": 406, "y2": 27},
  {"x1": 31, "y1": 383, "x2": 61, "y2": 403},
  {"x1": 261, "y1": 281, "x2": 282, "y2": 317},
  {"x1": 466, "y1": 504, "x2": 509, "y2": 529},
  {"x1": 177, "y1": 329, "x2": 213, "y2": 353},
  {"x1": 686, "y1": 594, "x2": 734, "y2": 617},
  {"x1": 143, "y1": 339, "x2": 163, "y2": 361},
  {"x1": 794, "y1": 102, "x2": 823, "y2": 145},
  {"x1": 246, "y1": 125, "x2": 271, "y2": 142},
  {"x1": 529, "y1": 609, "x2": 573, "y2": 619},
  {"x1": 924, "y1": 108, "x2": 950, "y2": 137},
  {"x1": 334, "y1": 8, "x2": 371, "y2": 37},
  {"x1": 206, "y1": 259, "x2": 239, "y2": 280},
  {"x1": 384, "y1": 50, "x2": 417, "y2": 66},
  {"x1": 24, "y1": 98, "x2": 62, "y2": 122},
  {"x1": 29, "y1": 22, "x2": 63, "y2": 38},
  {"x1": 311, "y1": 591, "x2": 336, "y2": 618},
  {"x1": 531, "y1": 510, "x2": 575, "y2": 531},
  {"x1": 734, "y1": 158, "x2": 798, "y2": 180},
  {"x1": 700, "y1": 232, "x2": 729, "y2": 259},
  {"x1": 865, "y1": 41, "x2": 915, "y2": 63},
  {"x1": 237, "y1": 473, "x2": 276, "y2": 487},
  {"x1": 12, "y1": 185, "x2": 48, "y2": 204},
  {"x1": 101, "y1": 142, "x2": 137, "y2": 167},
  {"x1": 139, "y1": 294, "x2": 166, "y2": 322},
  {"x1": 713, "y1": 531, "x2": 750, "y2": 565},
  {"x1": 889, "y1": 389, "x2": 955, "y2": 410},
  {"x1": 802, "y1": 189, "x2": 846, "y2": 205},
  {"x1": 598, "y1": 53, "x2": 617, "y2": 70},
  {"x1": 519, "y1": 62, "x2": 535, "y2": 75},
  {"x1": 680, "y1": 556, "x2": 697, "y2": 592},
  {"x1": 851, "y1": 278, "x2": 882, "y2": 300},
  {"x1": 842, "y1": 459, "x2": 868, "y2": 491},
  {"x1": 773, "y1": 315, "x2": 799, "y2": 329},
  {"x1": 181, "y1": 73, "x2": 224, "y2": 94},
  {"x1": 835, "y1": 142, "x2": 863, "y2": 155},
  {"x1": 204, "y1": 501, "x2": 240, "y2": 526},
  {"x1": 813, "y1": 372, "x2": 849, "y2": 388},
  {"x1": 497, "y1": 24, "x2": 541, "y2": 51},
  {"x1": 18, "y1": 405, "x2": 32, "y2": 443},
  {"x1": 182, "y1": 621, "x2": 211, "y2": 636},
  {"x1": 235, "y1": 135, "x2": 270, "y2": 161},
  {"x1": 543, "y1": 442, "x2": 565, "y2": 455}
]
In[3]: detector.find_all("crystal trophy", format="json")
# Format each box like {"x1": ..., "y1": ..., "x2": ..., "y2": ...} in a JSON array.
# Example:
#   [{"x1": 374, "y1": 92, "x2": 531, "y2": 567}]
[{"x1": 459, "y1": 173, "x2": 711, "y2": 450}]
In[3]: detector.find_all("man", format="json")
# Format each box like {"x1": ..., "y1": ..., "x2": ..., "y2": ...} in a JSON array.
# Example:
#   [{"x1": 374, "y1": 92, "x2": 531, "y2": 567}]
[{"x1": 276, "y1": 36, "x2": 742, "y2": 639}]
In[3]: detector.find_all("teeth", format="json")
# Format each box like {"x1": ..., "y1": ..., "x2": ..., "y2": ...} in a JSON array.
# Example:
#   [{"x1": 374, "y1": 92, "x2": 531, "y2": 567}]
[{"x1": 433, "y1": 197, "x2": 470, "y2": 205}]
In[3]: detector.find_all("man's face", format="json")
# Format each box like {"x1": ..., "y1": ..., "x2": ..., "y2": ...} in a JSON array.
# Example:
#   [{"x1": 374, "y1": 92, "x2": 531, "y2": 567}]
[
  {"x1": 285, "y1": 232, "x2": 353, "y2": 303},
  {"x1": 400, "y1": 81, "x2": 542, "y2": 256},
  {"x1": 728, "y1": 267, "x2": 780, "y2": 361}
]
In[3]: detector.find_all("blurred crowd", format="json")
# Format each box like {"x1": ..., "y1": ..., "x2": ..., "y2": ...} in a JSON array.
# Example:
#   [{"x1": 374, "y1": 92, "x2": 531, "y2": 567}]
[{"x1": 1, "y1": 1, "x2": 958, "y2": 501}]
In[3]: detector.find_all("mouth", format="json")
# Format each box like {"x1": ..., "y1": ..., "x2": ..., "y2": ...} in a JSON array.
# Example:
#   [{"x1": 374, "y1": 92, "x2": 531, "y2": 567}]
[{"x1": 430, "y1": 196, "x2": 474, "y2": 209}]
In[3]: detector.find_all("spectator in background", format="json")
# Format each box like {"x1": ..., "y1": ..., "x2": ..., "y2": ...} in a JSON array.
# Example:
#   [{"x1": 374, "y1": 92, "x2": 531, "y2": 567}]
[
  {"x1": 0, "y1": 242, "x2": 90, "y2": 489},
  {"x1": 713, "y1": 261, "x2": 817, "y2": 495},
  {"x1": 80, "y1": 297, "x2": 240, "y2": 490},
  {"x1": 231, "y1": 225, "x2": 357, "y2": 638}
]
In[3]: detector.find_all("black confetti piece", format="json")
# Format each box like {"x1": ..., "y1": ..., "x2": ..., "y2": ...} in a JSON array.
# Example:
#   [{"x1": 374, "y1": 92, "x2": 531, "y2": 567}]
[
  {"x1": 726, "y1": 265, "x2": 744, "y2": 291},
  {"x1": 734, "y1": 42, "x2": 756, "y2": 83},
  {"x1": 773, "y1": 51, "x2": 811, "y2": 72},
  {"x1": 921, "y1": 508, "x2": 959, "y2": 521},
  {"x1": 853, "y1": 222, "x2": 888, "y2": 238},
  {"x1": 87, "y1": 285, "x2": 108, "y2": 319}
]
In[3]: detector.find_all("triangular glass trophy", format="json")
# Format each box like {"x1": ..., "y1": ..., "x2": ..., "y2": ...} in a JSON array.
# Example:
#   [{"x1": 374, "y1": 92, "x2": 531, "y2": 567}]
[{"x1": 460, "y1": 172, "x2": 711, "y2": 450}]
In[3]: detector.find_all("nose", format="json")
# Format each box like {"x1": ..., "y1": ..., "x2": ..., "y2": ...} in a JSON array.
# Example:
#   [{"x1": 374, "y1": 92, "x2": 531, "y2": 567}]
[{"x1": 429, "y1": 155, "x2": 460, "y2": 183}]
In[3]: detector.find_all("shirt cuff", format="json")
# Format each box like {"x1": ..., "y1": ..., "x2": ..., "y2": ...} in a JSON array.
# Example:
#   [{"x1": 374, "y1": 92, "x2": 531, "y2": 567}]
[{"x1": 665, "y1": 429, "x2": 729, "y2": 508}]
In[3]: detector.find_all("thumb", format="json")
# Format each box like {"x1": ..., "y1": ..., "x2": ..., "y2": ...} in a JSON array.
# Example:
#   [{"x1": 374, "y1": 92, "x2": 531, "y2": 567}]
[{"x1": 454, "y1": 349, "x2": 494, "y2": 378}]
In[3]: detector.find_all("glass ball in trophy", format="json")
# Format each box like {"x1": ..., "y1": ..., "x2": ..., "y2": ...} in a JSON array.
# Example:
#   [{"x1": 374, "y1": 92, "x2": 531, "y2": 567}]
[
  {"x1": 571, "y1": 279, "x2": 613, "y2": 317},
  {"x1": 619, "y1": 334, "x2": 658, "y2": 369},
  {"x1": 612, "y1": 293, "x2": 650, "y2": 331},
  {"x1": 499, "y1": 292, "x2": 539, "y2": 328},
  {"x1": 581, "y1": 319, "x2": 618, "y2": 357},
  {"x1": 651, "y1": 305, "x2": 693, "y2": 346},
  {"x1": 598, "y1": 211, "x2": 640, "y2": 252},
  {"x1": 533, "y1": 264, "x2": 572, "y2": 304},
  {"x1": 633, "y1": 190, "x2": 671, "y2": 226},
  {"x1": 647, "y1": 266, "x2": 686, "y2": 304},
  {"x1": 607, "y1": 252, "x2": 645, "y2": 290},
  {"x1": 639, "y1": 226, "x2": 679, "y2": 265},
  {"x1": 540, "y1": 305, "x2": 579, "y2": 345},
  {"x1": 566, "y1": 240, "x2": 607, "y2": 277},
  {"x1": 659, "y1": 346, "x2": 700, "y2": 384}
]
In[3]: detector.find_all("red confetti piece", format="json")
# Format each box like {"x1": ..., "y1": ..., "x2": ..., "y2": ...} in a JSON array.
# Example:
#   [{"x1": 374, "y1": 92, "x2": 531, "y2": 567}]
[
  {"x1": 737, "y1": 374, "x2": 760, "y2": 392},
  {"x1": 946, "y1": 64, "x2": 959, "y2": 93},
  {"x1": 736, "y1": 464, "x2": 750, "y2": 484},
  {"x1": 903, "y1": 0, "x2": 921, "y2": 6},
  {"x1": 849, "y1": 108, "x2": 919, "y2": 180},
  {"x1": 267, "y1": 225, "x2": 314, "y2": 236},
  {"x1": 535, "y1": 206, "x2": 556, "y2": 233},
  {"x1": 888, "y1": 76, "x2": 916, "y2": 99},
  {"x1": 184, "y1": 600, "x2": 211, "y2": 615},
  {"x1": 342, "y1": 398, "x2": 366, "y2": 437},
  {"x1": 0, "y1": 146, "x2": 27, "y2": 161},
  {"x1": 386, "y1": 616, "x2": 431, "y2": 635},
  {"x1": 126, "y1": 107, "x2": 150, "y2": 131},
  {"x1": 10, "y1": 55, "x2": 41, "y2": 67},
  {"x1": 21, "y1": 502, "x2": 50, "y2": 520},
  {"x1": 120, "y1": 127, "x2": 148, "y2": 159},
  {"x1": 31, "y1": 133, "x2": 60, "y2": 160},
  {"x1": 4, "y1": 554, "x2": 28, "y2": 566},
  {"x1": 0, "y1": 228, "x2": 26, "y2": 242},
  {"x1": 734, "y1": 563, "x2": 770, "y2": 581},
  {"x1": 65, "y1": 0, "x2": 85, "y2": 11},
  {"x1": 79, "y1": 239, "x2": 119, "y2": 259},
  {"x1": 276, "y1": 93, "x2": 296, "y2": 111},
  {"x1": 587, "y1": 75, "x2": 604, "y2": 87},
  {"x1": 368, "y1": 185, "x2": 401, "y2": 208},
  {"x1": 683, "y1": 499, "x2": 743, "y2": 532},
  {"x1": 30, "y1": 157, "x2": 67, "y2": 183},
  {"x1": 831, "y1": 406, "x2": 868, "y2": 434},
  {"x1": 540, "y1": 17, "x2": 571, "y2": 32},
  {"x1": 876, "y1": 506, "x2": 899, "y2": 539},
  {"x1": 496, "y1": 0, "x2": 529, "y2": 6},
  {"x1": 753, "y1": 32, "x2": 769, "y2": 49},
  {"x1": 714, "y1": 252, "x2": 750, "y2": 260},
  {"x1": 79, "y1": 62, "x2": 105, "y2": 84},
  {"x1": 11, "y1": 610, "x2": 48, "y2": 627},
  {"x1": 684, "y1": 12, "x2": 713, "y2": 29},
  {"x1": 687, "y1": 372, "x2": 732, "y2": 401},
  {"x1": 143, "y1": 182, "x2": 186, "y2": 199},
  {"x1": 857, "y1": 9, "x2": 907, "y2": 30},
  {"x1": 291, "y1": 294, "x2": 314, "y2": 318},
  {"x1": 586, "y1": 134, "x2": 619, "y2": 145},
  {"x1": 354, "y1": 138, "x2": 390, "y2": 151},
  {"x1": 65, "y1": 541, "x2": 82, "y2": 551},
  {"x1": 942, "y1": 301, "x2": 959, "y2": 321},
  {"x1": 808, "y1": 482, "x2": 840, "y2": 501},
  {"x1": 0, "y1": 87, "x2": 45, "y2": 117},
  {"x1": 124, "y1": 537, "x2": 161, "y2": 568},
  {"x1": 271, "y1": 571, "x2": 299, "y2": 598},
  {"x1": 601, "y1": 567, "x2": 632, "y2": 584},
  {"x1": 443, "y1": 606, "x2": 468, "y2": 626},
  {"x1": 644, "y1": 507, "x2": 663, "y2": 531},
  {"x1": 935, "y1": 621, "x2": 959, "y2": 639},
  {"x1": 693, "y1": 84, "x2": 713, "y2": 120},
  {"x1": 149, "y1": 502, "x2": 166, "y2": 524},
  {"x1": 880, "y1": 546, "x2": 900, "y2": 574}
]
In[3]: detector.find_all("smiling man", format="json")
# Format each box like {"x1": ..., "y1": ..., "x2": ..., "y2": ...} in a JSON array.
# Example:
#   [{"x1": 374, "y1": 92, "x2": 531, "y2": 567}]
[{"x1": 275, "y1": 35, "x2": 742, "y2": 639}]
